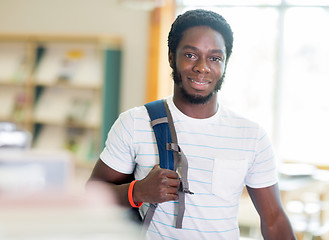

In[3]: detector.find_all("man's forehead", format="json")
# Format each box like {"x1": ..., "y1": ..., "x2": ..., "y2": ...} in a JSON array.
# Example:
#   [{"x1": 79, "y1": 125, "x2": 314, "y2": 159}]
[
  {"x1": 178, "y1": 26, "x2": 226, "y2": 49},
  {"x1": 181, "y1": 25, "x2": 222, "y2": 36}
]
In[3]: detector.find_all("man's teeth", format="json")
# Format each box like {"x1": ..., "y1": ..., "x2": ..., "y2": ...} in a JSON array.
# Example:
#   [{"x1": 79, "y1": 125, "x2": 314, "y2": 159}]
[{"x1": 191, "y1": 79, "x2": 207, "y2": 85}]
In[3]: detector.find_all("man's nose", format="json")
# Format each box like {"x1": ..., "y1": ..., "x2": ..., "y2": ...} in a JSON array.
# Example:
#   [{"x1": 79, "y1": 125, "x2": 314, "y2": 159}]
[{"x1": 193, "y1": 58, "x2": 210, "y2": 73}]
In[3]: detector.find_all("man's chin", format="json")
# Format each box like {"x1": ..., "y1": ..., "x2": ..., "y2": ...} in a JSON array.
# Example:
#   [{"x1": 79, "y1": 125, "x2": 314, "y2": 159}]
[{"x1": 181, "y1": 89, "x2": 215, "y2": 105}]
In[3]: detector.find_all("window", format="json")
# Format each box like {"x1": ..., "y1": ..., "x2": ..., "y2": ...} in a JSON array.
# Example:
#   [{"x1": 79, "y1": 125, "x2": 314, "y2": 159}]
[{"x1": 177, "y1": 1, "x2": 329, "y2": 167}]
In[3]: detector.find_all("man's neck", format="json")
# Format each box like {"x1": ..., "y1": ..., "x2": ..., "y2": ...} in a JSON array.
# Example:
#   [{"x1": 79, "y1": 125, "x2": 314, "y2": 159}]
[{"x1": 172, "y1": 93, "x2": 218, "y2": 119}]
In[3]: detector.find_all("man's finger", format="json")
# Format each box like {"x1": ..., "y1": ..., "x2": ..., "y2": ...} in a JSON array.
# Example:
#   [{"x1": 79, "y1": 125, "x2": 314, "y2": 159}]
[
  {"x1": 164, "y1": 193, "x2": 179, "y2": 202},
  {"x1": 166, "y1": 178, "x2": 181, "y2": 187},
  {"x1": 161, "y1": 168, "x2": 179, "y2": 179},
  {"x1": 152, "y1": 164, "x2": 160, "y2": 170}
]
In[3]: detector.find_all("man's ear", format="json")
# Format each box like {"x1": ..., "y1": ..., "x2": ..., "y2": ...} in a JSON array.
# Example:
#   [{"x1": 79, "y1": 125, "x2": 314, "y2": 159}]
[{"x1": 168, "y1": 51, "x2": 174, "y2": 69}]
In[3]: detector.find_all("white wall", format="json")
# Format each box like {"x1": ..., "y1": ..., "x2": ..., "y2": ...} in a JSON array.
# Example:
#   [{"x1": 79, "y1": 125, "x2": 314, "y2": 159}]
[{"x1": 0, "y1": 0, "x2": 150, "y2": 111}]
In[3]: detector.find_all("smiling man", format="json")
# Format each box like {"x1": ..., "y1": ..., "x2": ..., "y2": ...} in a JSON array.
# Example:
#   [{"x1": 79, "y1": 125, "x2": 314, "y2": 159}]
[
  {"x1": 170, "y1": 24, "x2": 227, "y2": 116},
  {"x1": 88, "y1": 9, "x2": 296, "y2": 240}
]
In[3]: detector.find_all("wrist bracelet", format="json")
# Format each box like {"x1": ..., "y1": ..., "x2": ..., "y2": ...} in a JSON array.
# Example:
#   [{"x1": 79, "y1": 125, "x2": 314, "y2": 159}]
[{"x1": 128, "y1": 180, "x2": 143, "y2": 208}]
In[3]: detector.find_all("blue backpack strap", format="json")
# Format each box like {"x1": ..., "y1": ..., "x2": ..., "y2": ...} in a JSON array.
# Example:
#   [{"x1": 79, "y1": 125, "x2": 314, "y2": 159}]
[
  {"x1": 145, "y1": 99, "x2": 174, "y2": 171},
  {"x1": 143, "y1": 99, "x2": 193, "y2": 231}
]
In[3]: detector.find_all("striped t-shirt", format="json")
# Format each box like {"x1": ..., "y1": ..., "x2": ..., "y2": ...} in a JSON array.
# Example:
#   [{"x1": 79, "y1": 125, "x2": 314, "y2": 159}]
[{"x1": 100, "y1": 96, "x2": 278, "y2": 240}]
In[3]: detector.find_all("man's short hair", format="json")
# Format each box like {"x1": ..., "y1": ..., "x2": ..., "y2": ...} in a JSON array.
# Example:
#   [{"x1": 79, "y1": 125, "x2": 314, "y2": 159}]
[{"x1": 168, "y1": 9, "x2": 234, "y2": 61}]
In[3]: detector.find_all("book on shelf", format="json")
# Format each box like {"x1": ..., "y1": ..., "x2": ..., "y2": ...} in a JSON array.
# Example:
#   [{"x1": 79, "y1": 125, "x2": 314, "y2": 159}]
[
  {"x1": 0, "y1": 86, "x2": 27, "y2": 121},
  {"x1": 33, "y1": 125, "x2": 97, "y2": 162},
  {"x1": 0, "y1": 43, "x2": 28, "y2": 84},
  {"x1": 34, "y1": 87, "x2": 100, "y2": 127},
  {"x1": 34, "y1": 43, "x2": 101, "y2": 88}
]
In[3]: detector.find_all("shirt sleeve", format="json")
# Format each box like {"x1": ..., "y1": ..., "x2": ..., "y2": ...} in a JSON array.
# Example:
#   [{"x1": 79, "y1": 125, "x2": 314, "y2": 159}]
[
  {"x1": 100, "y1": 109, "x2": 136, "y2": 174},
  {"x1": 245, "y1": 127, "x2": 278, "y2": 188}
]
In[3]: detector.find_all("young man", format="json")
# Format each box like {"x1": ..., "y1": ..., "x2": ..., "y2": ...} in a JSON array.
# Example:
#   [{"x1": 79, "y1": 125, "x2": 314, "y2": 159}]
[{"x1": 88, "y1": 9, "x2": 296, "y2": 239}]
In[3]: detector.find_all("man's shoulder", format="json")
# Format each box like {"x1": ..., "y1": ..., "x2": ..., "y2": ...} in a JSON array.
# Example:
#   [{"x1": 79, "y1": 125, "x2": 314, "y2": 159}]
[{"x1": 119, "y1": 105, "x2": 148, "y2": 119}]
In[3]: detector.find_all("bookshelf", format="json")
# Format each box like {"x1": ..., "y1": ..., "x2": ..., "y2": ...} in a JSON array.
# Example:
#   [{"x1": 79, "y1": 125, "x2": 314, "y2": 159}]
[{"x1": 0, "y1": 34, "x2": 122, "y2": 168}]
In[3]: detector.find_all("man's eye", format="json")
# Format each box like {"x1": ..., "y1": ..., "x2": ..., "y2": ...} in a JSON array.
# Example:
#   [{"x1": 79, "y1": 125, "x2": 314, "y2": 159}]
[
  {"x1": 211, "y1": 57, "x2": 222, "y2": 62},
  {"x1": 185, "y1": 53, "x2": 196, "y2": 59}
]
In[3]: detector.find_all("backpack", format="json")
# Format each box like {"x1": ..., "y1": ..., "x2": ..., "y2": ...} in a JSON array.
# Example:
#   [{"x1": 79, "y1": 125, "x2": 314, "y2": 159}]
[{"x1": 143, "y1": 99, "x2": 193, "y2": 230}]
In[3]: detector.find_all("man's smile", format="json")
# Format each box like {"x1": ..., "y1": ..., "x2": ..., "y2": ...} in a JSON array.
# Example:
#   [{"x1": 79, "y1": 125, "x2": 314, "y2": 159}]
[
  {"x1": 191, "y1": 79, "x2": 208, "y2": 85},
  {"x1": 188, "y1": 76, "x2": 211, "y2": 90}
]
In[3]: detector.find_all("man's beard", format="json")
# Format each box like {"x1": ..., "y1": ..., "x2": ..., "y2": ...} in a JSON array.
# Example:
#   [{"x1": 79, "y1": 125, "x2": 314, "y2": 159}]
[{"x1": 172, "y1": 66, "x2": 225, "y2": 105}]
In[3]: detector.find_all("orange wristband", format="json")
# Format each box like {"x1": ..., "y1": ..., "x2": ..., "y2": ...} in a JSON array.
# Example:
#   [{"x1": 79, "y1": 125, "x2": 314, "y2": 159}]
[{"x1": 128, "y1": 180, "x2": 143, "y2": 208}]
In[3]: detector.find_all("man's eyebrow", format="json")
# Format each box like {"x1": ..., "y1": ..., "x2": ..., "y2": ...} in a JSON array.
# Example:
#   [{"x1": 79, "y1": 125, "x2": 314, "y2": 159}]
[
  {"x1": 182, "y1": 45, "x2": 198, "y2": 51},
  {"x1": 182, "y1": 45, "x2": 225, "y2": 55},
  {"x1": 210, "y1": 49, "x2": 225, "y2": 55}
]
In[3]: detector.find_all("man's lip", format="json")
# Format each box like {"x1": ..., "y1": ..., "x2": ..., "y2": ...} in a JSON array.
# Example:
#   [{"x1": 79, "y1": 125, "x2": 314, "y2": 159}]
[
  {"x1": 191, "y1": 79, "x2": 208, "y2": 85},
  {"x1": 188, "y1": 77, "x2": 211, "y2": 84}
]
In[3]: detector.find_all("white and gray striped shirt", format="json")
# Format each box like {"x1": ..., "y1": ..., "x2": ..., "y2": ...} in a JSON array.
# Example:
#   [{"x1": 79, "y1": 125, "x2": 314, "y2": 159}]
[{"x1": 100, "y1": 96, "x2": 278, "y2": 240}]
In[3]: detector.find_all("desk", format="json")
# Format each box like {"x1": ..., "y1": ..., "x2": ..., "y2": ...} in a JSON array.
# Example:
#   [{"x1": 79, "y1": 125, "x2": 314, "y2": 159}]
[
  {"x1": 0, "y1": 192, "x2": 141, "y2": 240},
  {"x1": 278, "y1": 167, "x2": 329, "y2": 240}
]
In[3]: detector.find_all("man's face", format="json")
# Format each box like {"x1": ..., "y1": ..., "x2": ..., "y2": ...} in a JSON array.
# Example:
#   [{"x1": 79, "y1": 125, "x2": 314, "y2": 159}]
[{"x1": 170, "y1": 26, "x2": 227, "y2": 104}]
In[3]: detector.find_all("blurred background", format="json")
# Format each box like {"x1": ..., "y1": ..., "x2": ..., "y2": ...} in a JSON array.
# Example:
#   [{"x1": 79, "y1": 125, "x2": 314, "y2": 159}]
[{"x1": 0, "y1": 0, "x2": 328, "y2": 239}]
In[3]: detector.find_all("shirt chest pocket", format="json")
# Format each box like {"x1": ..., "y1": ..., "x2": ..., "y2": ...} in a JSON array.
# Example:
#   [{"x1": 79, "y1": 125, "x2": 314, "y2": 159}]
[{"x1": 211, "y1": 158, "x2": 248, "y2": 201}]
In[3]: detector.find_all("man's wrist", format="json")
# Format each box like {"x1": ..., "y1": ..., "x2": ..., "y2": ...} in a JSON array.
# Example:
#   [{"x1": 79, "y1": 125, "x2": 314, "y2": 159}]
[{"x1": 128, "y1": 180, "x2": 143, "y2": 208}]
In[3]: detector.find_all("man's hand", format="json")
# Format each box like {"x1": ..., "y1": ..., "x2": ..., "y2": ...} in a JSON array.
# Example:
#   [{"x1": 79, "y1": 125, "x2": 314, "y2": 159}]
[{"x1": 133, "y1": 165, "x2": 180, "y2": 204}]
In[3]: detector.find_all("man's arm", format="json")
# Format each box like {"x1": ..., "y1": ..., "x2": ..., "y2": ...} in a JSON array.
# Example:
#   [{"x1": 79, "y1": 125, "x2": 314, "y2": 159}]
[
  {"x1": 87, "y1": 159, "x2": 180, "y2": 208},
  {"x1": 247, "y1": 184, "x2": 296, "y2": 240}
]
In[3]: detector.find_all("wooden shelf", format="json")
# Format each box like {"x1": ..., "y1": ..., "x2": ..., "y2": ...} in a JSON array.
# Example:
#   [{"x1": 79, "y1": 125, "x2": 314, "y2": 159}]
[
  {"x1": 34, "y1": 82, "x2": 101, "y2": 90},
  {"x1": 32, "y1": 119, "x2": 100, "y2": 130},
  {"x1": 0, "y1": 34, "x2": 122, "y2": 166}
]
